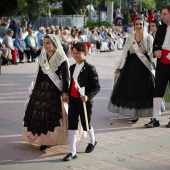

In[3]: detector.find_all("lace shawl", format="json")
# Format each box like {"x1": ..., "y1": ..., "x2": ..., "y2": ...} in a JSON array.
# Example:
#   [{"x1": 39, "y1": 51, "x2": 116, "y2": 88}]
[
  {"x1": 39, "y1": 48, "x2": 68, "y2": 74},
  {"x1": 118, "y1": 32, "x2": 156, "y2": 69},
  {"x1": 39, "y1": 34, "x2": 69, "y2": 74},
  {"x1": 31, "y1": 34, "x2": 69, "y2": 91}
]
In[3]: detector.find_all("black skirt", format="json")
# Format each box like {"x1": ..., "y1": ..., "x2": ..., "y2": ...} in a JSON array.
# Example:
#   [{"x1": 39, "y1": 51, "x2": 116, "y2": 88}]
[
  {"x1": 111, "y1": 53, "x2": 155, "y2": 110},
  {"x1": 23, "y1": 68, "x2": 62, "y2": 136}
]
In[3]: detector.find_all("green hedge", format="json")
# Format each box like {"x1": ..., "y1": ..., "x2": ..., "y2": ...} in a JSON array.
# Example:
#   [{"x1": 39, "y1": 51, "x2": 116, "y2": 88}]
[{"x1": 86, "y1": 20, "x2": 113, "y2": 28}]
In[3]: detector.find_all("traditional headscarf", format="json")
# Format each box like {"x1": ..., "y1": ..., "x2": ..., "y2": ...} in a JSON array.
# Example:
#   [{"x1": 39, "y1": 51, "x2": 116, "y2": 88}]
[
  {"x1": 117, "y1": 18, "x2": 154, "y2": 69},
  {"x1": 39, "y1": 34, "x2": 69, "y2": 74}
]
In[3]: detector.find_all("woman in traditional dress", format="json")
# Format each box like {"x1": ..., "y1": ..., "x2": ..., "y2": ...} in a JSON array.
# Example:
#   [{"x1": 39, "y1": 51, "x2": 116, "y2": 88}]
[
  {"x1": 108, "y1": 17, "x2": 156, "y2": 123},
  {"x1": 22, "y1": 34, "x2": 70, "y2": 150},
  {"x1": 149, "y1": 19, "x2": 159, "y2": 39}
]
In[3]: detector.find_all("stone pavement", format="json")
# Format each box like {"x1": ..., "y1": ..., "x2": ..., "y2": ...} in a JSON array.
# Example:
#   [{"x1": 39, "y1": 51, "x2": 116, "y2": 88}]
[{"x1": 0, "y1": 50, "x2": 170, "y2": 170}]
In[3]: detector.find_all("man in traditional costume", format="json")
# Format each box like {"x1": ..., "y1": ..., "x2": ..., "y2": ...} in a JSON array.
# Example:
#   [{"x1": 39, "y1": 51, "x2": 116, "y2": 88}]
[{"x1": 145, "y1": 6, "x2": 170, "y2": 128}]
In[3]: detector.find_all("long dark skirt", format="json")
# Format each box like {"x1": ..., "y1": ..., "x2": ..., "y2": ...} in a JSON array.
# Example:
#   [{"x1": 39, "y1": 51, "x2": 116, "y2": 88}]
[
  {"x1": 108, "y1": 53, "x2": 154, "y2": 118},
  {"x1": 22, "y1": 69, "x2": 69, "y2": 145}
]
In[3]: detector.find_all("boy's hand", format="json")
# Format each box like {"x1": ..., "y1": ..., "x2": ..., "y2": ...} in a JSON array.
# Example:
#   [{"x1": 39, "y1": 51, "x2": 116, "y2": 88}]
[{"x1": 80, "y1": 95, "x2": 88, "y2": 102}]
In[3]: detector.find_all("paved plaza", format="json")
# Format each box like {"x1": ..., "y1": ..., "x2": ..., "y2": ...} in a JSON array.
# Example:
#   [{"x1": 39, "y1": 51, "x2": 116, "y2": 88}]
[{"x1": 0, "y1": 50, "x2": 170, "y2": 170}]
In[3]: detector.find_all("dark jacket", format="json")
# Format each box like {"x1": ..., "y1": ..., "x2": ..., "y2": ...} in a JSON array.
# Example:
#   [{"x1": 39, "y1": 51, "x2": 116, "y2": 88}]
[
  {"x1": 153, "y1": 24, "x2": 167, "y2": 54},
  {"x1": 69, "y1": 60, "x2": 100, "y2": 100},
  {"x1": 9, "y1": 23, "x2": 20, "y2": 39}
]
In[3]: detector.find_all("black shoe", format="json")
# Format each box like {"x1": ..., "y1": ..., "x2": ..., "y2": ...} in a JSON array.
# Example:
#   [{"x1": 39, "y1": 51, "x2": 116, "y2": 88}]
[
  {"x1": 8, "y1": 60, "x2": 12, "y2": 65},
  {"x1": 132, "y1": 117, "x2": 139, "y2": 123},
  {"x1": 2, "y1": 58, "x2": 10, "y2": 65},
  {"x1": 9, "y1": 59, "x2": 12, "y2": 65},
  {"x1": 166, "y1": 120, "x2": 170, "y2": 128},
  {"x1": 85, "y1": 141, "x2": 97, "y2": 153},
  {"x1": 63, "y1": 153, "x2": 77, "y2": 161},
  {"x1": 27, "y1": 60, "x2": 32, "y2": 63},
  {"x1": 12, "y1": 62, "x2": 18, "y2": 65},
  {"x1": 19, "y1": 61, "x2": 24, "y2": 63},
  {"x1": 40, "y1": 145, "x2": 51, "y2": 151},
  {"x1": 144, "y1": 118, "x2": 160, "y2": 128}
]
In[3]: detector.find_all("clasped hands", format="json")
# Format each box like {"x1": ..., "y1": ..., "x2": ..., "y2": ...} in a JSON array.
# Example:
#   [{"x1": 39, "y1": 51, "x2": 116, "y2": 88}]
[
  {"x1": 154, "y1": 50, "x2": 162, "y2": 58},
  {"x1": 62, "y1": 93, "x2": 88, "y2": 103}
]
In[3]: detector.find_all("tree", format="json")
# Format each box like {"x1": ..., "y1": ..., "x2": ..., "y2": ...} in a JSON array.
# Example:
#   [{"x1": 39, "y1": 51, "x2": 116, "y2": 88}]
[
  {"x1": 62, "y1": 0, "x2": 89, "y2": 15},
  {"x1": 137, "y1": 0, "x2": 156, "y2": 12},
  {"x1": 123, "y1": 11, "x2": 131, "y2": 24},
  {"x1": 0, "y1": 0, "x2": 18, "y2": 16},
  {"x1": 155, "y1": 0, "x2": 168, "y2": 11},
  {"x1": 62, "y1": 0, "x2": 101, "y2": 15}
]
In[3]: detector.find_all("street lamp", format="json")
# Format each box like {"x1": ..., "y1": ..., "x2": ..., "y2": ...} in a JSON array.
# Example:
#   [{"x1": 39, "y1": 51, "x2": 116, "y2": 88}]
[
  {"x1": 140, "y1": 0, "x2": 142, "y2": 12},
  {"x1": 98, "y1": 0, "x2": 102, "y2": 26},
  {"x1": 89, "y1": 0, "x2": 93, "y2": 20}
]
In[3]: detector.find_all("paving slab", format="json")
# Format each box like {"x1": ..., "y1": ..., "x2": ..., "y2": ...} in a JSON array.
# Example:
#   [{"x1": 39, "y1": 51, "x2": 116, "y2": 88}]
[{"x1": 0, "y1": 50, "x2": 170, "y2": 170}]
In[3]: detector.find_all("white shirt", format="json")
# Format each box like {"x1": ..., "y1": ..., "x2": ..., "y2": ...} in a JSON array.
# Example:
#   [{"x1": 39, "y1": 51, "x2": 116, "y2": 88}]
[
  {"x1": 116, "y1": 8, "x2": 121, "y2": 18},
  {"x1": 3, "y1": 35, "x2": 14, "y2": 50},
  {"x1": 30, "y1": 36, "x2": 36, "y2": 48},
  {"x1": 73, "y1": 62, "x2": 84, "y2": 80},
  {"x1": 163, "y1": 25, "x2": 170, "y2": 50}
]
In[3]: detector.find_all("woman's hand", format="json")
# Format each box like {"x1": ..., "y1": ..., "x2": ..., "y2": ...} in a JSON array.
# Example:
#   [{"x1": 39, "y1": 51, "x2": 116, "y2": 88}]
[
  {"x1": 114, "y1": 69, "x2": 120, "y2": 74},
  {"x1": 62, "y1": 93, "x2": 69, "y2": 103}
]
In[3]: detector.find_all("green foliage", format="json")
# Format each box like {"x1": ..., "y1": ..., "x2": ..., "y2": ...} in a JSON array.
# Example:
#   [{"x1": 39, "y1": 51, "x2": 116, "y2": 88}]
[
  {"x1": 123, "y1": 12, "x2": 131, "y2": 25},
  {"x1": 62, "y1": 0, "x2": 91, "y2": 15},
  {"x1": 137, "y1": 0, "x2": 156, "y2": 11},
  {"x1": 155, "y1": 0, "x2": 167, "y2": 11},
  {"x1": 51, "y1": 7, "x2": 63, "y2": 15},
  {"x1": 25, "y1": 0, "x2": 53, "y2": 20},
  {"x1": 86, "y1": 20, "x2": 113, "y2": 28},
  {"x1": 0, "y1": 0, "x2": 19, "y2": 16}
]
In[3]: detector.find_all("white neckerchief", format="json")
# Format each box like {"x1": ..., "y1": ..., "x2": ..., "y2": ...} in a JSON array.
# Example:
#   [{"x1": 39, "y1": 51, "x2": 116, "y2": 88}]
[
  {"x1": 73, "y1": 62, "x2": 84, "y2": 80},
  {"x1": 162, "y1": 25, "x2": 170, "y2": 50}
]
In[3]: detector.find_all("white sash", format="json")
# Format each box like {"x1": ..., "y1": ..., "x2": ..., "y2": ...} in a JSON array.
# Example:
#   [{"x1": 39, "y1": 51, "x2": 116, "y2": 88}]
[
  {"x1": 42, "y1": 52, "x2": 63, "y2": 92},
  {"x1": 132, "y1": 40, "x2": 155, "y2": 76}
]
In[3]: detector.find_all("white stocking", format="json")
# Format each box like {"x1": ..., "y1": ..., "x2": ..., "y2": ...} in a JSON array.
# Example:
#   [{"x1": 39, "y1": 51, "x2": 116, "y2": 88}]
[
  {"x1": 87, "y1": 127, "x2": 95, "y2": 145},
  {"x1": 69, "y1": 130, "x2": 77, "y2": 155},
  {"x1": 153, "y1": 98, "x2": 163, "y2": 120}
]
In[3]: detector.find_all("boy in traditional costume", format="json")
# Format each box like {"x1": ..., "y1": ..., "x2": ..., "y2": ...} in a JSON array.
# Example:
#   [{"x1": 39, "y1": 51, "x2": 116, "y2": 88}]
[{"x1": 63, "y1": 42, "x2": 100, "y2": 161}]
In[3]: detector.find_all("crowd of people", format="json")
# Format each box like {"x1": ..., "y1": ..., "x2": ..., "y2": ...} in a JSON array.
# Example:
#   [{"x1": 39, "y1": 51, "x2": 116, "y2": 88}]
[
  {"x1": 0, "y1": 17, "x2": 126, "y2": 66},
  {"x1": 1, "y1": 5, "x2": 170, "y2": 162}
]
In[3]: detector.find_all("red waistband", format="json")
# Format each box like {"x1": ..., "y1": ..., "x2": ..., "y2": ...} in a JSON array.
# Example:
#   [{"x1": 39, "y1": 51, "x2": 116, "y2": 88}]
[
  {"x1": 70, "y1": 80, "x2": 79, "y2": 98},
  {"x1": 159, "y1": 49, "x2": 170, "y2": 64}
]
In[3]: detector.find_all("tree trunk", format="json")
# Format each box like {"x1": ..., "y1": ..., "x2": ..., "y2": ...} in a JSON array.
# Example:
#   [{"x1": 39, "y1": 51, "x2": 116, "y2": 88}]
[{"x1": 107, "y1": 1, "x2": 114, "y2": 25}]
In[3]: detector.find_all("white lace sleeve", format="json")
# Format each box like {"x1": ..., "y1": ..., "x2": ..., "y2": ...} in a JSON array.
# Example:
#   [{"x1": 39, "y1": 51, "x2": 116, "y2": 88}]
[{"x1": 118, "y1": 36, "x2": 132, "y2": 69}]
